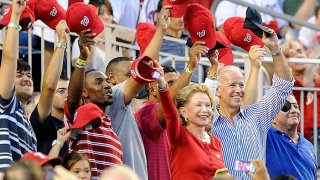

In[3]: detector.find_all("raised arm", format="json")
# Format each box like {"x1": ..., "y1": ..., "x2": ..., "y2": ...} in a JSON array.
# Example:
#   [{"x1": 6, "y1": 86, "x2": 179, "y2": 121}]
[
  {"x1": 204, "y1": 49, "x2": 220, "y2": 97},
  {"x1": 264, "y1": 28, "x2": 292, "y2": 81},
  {"x1": 67, "y1": 29, "x2": 96, "y2": 116},
  {"x1": 242, "y1": 45, "x2": 265, "y2": 108},
  {"x1": 0, "y1": 0, "x2": 26, "y2": 100},
  {"x1": 156, "y1": 63, "x2": 182, "y2": 143},
  {"x1": 156, "y1": 41, "x2": 206, "y2": 127},
  {"x1": 36, "y1": 21, "x2": 68, "y2": 123},
  {"x1": 123, "y1": 6, "x2": 171, "y2": 104}
]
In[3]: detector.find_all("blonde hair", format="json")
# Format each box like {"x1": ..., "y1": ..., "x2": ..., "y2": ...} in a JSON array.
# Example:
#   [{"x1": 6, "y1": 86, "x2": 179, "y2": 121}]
[{"x1": 175, "y1": 84, "x2": 214, "y2": 127}]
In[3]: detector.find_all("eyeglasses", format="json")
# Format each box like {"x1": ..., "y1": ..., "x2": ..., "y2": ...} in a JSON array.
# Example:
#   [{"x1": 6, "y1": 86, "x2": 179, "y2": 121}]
[
  {"x1": 281, "y1": 100, "x2": 292, "y2": 112},
  {"x1": 55, "y1": 88, "x2": 67, "y2": 95}
]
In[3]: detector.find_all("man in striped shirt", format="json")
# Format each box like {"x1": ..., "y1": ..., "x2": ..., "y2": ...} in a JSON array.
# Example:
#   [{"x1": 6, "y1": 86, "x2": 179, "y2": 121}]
[
  {"x1": 212, "y1": 28, "x2": 294, "y2": 180},
  {"x1": 0, "y1": 0, "x2": 37, "y2": 178}
]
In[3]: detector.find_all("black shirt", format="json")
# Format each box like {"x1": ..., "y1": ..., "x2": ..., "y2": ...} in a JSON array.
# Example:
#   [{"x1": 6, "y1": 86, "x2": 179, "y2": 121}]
[{"x1": 30, "y1": 106, "x2": 68, "y2": 157}]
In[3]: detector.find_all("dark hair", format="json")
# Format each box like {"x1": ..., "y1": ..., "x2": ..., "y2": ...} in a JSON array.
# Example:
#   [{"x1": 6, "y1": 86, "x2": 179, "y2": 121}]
[
  {"x1": 60, "y1": 74, "x2": 69, "y2": 81},
  {"x1": 273, "y1": 175, "x2": 297, "y2": 180},
  {"x1": 17, "y1": 59, "x2": 31, "y2": 73},
  {"x1": 62, "y1": 151, "x2": 90, "y2": 170},
  {"x1": 315, "y1": 5, "x2": 320, "y2": 18},
  {"x1": 157, "y1": 0, "x2": 163, "y2": 13},
  {"x1": 162, "y1": 64, "x2": 177, "y2": 74},
  {"x1": 89, "y1": 0, "x2": 105, "y2": 6},
  {"x1": 105, "y1": 57, "x2": 132, "y2": 74}
]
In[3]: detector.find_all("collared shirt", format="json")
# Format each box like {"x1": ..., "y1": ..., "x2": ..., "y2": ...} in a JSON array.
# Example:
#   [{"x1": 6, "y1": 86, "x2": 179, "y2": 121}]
[
  {"x1": 212, "y1": 75, "x2": 294, "y2": 180},
  {"x1": 266, "y1": 127, "x2": 317, "y2": 180}
]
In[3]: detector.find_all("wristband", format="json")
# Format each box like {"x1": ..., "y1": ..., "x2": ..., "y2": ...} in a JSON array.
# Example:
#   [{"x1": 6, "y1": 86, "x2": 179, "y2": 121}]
[
  {"x1": 8, "y1": 23, "x2": 21, "y2": 31},
  {"x1": 184, "y1": 67, "x2": 193, "y2": 75},
  {"x1": 74, "y1": 58, "x2": 89, "y2": 69},
  {"x1": 158, "y1": 83, "x2": 168, "y2": 92},
  {"x1": 52, "y1": 139, "x2": 64, "y2": 148},
  {"x1": 207, "y1": 72, "x2": 217, "y2": 80},
  {"x1": 271, "y1": 48, "x2": 282, "y2": 57},
  {"x1": 56, "y1": 42, "x2": 67, "y2": 49}
]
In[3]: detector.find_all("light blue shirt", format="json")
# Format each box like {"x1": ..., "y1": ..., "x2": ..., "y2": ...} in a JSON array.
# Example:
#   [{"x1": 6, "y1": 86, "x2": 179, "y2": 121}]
[{"x1": 212, "y1": 75, "x2": 294, "y2": 180}]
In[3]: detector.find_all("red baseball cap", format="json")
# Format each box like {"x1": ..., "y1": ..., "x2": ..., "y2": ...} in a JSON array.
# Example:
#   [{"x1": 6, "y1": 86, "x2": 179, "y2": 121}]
[
  {"x1": 66, "y1": 2, "x2": 104, "y2": 36},
  {"x1": 223, "y1": 17, "x2": 264, "y2": 52},
  {"x1": 136, "y1": 23, "x2": 156, "y2": 55},
  {"x1": 163, "y1": 0, "x2": 190, "y2": 18},
  {"x1": 27, "y1": 0, "x2": 66, "y2": 30},
  {"x1": 21, "y1": 151, "x2": 61, "y2": 166},
  {"x1": 184, "y1": 3, "x2": 216, "y2": 50},
  {"x1": 215, "y1": 31, "x2": 234, "y2": 65},
  {"x1": 69, "y1": 103, "x2": 103, "y2": 130},
  {"x1": 0, "y1": 5, "x2": 35, "y2": 31},
  {"x1": 130, "y1": 55, "x2": 161, "y2": 84}
]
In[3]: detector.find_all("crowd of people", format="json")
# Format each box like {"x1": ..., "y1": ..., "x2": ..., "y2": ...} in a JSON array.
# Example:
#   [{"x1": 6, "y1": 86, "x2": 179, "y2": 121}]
[{"x1": 0, "y1": 0, "x2": 319, "y2": 180}]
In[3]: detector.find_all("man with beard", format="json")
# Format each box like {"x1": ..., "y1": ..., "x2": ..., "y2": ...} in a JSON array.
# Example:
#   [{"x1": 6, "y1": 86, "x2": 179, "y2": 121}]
[
  {"x1": 0, "y1": 0, "x2": 37, "y2": 177},
  {"x1": 266, "y1": 95, "x2": 317, "y2": 179}
]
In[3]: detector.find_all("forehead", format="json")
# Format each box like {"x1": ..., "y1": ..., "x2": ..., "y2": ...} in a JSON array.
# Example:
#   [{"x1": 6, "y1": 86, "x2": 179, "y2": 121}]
[
  {"x1": 188, "y1": 92, "x2": 210, "y2": 102},
  {"x1": 16, "y1": 70, "x2": 31, "y2": 74},
  {"x1": 86, "y1": 71, "x2": 107, "y2": 80},
  {"x1": 221, "y1": 70, "x2": 244, "y2": 82},
  {"x1": 287, "y1": 95, "x2": 297, "y2": 104},
  {"x1": 164, "y1": 72, "x2": 179, "y2": 81}
]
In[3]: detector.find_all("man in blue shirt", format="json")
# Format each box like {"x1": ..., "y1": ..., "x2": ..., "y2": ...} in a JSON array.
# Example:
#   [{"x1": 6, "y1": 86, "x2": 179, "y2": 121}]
[
  {"x1": 266, "y1": 94, "x2": 317, "y2": 179},
  {"x1": 212, "y1": 28, "x2": 294, "y2": 180}
]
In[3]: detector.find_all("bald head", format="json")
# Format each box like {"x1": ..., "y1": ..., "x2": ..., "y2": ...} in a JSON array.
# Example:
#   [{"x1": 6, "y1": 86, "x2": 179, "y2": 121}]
[{"x1": 217, "y1": 66, "x2": 243, "y2": 86}]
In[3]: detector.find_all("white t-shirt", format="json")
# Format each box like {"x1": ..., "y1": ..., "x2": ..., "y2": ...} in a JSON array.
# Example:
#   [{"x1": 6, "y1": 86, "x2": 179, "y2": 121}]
[
  {"x1": 298, "y1": 16, "x2": 320, "y2": 48},
  {"x1": 215, "y1": 0, "x2": 287, "y2": 28},
  {"x1": 138, "y1": 0, "x2": 159, "y2": 25},
  {"x1": 32, "y1": 0, "x2": 68, "y2": 43},
  {"x1": 109, "y1": 0, "x2": 140, "y2": 29}
]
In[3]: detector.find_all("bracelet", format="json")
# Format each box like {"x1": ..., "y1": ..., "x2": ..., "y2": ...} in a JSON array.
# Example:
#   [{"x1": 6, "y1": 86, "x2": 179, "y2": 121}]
[
  {"x1": 74, "y1": 58, "x2": 89, "y2": 69},
  {"x1": 207, "y1": 72, "x2": 217, "y2": 80},
  {"x1": 56, "y1": 42, "x2": 67, "y2": 49},
  {"x1": 8, "y1": 23, "x2": 21, "y2": 31},
  {"x1": 271, "y1": 48, "x2": 282, "y2": 57},
  {"x1": 184, "y1": 67, "x2": 193, "y2": 75},
  {"x1": 158, "y1": 82, "x2": 168, "y2": 92}
]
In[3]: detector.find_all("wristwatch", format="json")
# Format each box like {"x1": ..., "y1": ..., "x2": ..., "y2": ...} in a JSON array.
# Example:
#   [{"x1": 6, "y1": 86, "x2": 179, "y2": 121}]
[
  {"x1": 8, "y1": 23, "x2": 21, "y2": 31},
  {"x1": 56, "y1": 42, "x2": 67, "y2": 49},
  {"x1": 52, "y1": 139, "x2": 64, "y2": 148}
]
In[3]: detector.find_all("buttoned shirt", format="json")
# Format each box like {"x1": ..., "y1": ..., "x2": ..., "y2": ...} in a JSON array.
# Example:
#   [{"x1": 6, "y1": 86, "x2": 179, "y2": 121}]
[{"x1": 212, "y1": 75, "x2": 294, "y2": 180}]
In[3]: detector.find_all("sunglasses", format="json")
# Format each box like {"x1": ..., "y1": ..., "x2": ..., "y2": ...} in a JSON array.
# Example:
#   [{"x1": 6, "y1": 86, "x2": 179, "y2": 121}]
[{"x1": 281, "y1": 100, "x2": 291, "y2": 112}]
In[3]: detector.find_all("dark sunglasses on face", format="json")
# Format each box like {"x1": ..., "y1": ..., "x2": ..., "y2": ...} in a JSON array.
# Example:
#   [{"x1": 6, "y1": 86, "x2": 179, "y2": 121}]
[{"x1": 281, "y1": 100, "x2": 292, "y2": 112}]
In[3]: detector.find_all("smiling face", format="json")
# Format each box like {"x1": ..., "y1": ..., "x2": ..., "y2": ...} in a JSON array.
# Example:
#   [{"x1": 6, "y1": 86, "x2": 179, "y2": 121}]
[
  {"x1": 180, "y1": 92, "x2": 213, "y2": 128},
  {"x1": 216, "y1": 68, "x2": 244, "y2": 110},
  {"x1": 83, "y1": 71, "x2": 113, "y2": 107},
  {"x1": 15, "y1": 70, "x2": 34, "y2": 103},
  {"x1": 273, "y1": 95, "x2": 300, "y2": 129}
]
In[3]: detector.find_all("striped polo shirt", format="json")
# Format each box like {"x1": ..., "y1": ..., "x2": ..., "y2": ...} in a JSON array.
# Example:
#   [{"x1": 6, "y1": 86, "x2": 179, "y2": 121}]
[
  {"x1": 0, "y1": 94, "x2": 37, "y2": 172},
  {"x1": 212, "y1": 75, "x2": 294, "y2": 180},
  {"x1": 65, "y1": 103, "x2": 123, "y2": 180}
]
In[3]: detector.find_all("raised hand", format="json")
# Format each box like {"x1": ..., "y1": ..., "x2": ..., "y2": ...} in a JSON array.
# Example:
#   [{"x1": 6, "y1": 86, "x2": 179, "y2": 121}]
[
  {"x1": 189, "y1": 41, "x2": 209, "y2": 68},
  {"x1": 262, "y1": 27, "x2": 279, "y2": 52},
  {"x1": 248, "y1": 45, "x2": 266, "y2": 68},
  {"x1": 56, "y1": 127, "x2": 71, "y2": 143},
  {"x1": 12, "y1": 0, "x2": 26, "y2": 17},
  {"x1": 55, "y1": 20, "x2": 69, "y2": 45},
  {"x1": 157, "y1": 5, "x2": 172, "y2": 31},
  {"x1": 78, "y1": 29, "x2": 96, "y2": 59}
]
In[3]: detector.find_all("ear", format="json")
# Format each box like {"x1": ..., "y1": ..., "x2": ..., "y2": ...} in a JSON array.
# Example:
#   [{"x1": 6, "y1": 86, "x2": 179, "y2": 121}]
[
  {"x1": 82, "y1": 89, "x2": 89, "y2": 99},
  {"x1": 179, "y1": 107, "x2": 187, "y2": 118},
  {"x1": 216, "y1": 87, "x2": 221, "y2": 98},
  {"x1": 107, "y1": 72, "x2": 116, "y2": 85}
]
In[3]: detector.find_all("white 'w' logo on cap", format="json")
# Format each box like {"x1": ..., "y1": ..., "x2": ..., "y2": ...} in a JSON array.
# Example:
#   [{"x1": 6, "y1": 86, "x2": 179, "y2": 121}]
[
  {"x1": 197, "y1": 30, "x2": 206, "y2": 38},
  {"x1": 3, "y1": 7, "x2": 10, "y2": 16},
  {"x1": 244, "y1": 33, "x2": 252, "y2": 42},
  {"x1": 50, "y1": 7, "x2": 57, "y2": 16},
  {"x1": 81, "y1": 16, "x2": 90, "y2": 26}
]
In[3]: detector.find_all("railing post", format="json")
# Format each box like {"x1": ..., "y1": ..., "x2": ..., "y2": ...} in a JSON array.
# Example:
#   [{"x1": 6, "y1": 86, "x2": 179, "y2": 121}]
[{"x1": 104, "y1": 24, "x2": 113, "y2": 66}]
